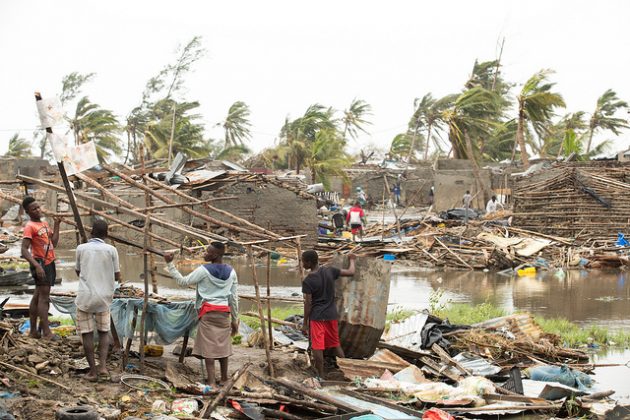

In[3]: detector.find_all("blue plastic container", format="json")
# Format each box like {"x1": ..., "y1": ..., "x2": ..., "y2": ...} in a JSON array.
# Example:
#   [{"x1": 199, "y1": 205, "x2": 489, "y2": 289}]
[{"x1": 383, "y1": 254, "x2": 396, "y2": 261}]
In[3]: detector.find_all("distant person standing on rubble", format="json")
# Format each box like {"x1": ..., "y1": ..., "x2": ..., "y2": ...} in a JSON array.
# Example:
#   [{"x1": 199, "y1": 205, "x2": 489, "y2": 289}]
[
  {"x1": 20, "y1": 196, "x2": 61, "y2": 341},
  {"x1": 346, "y1": 201, "x2": 366, "y2": 241},
  {"x1": 75, "y1": 219, "x2": 121, "y2": 382},
  {"x1": 486, "y1": 195, "x2": 504, "y2": 215},
  {"x1": 462, "y1": 190, "x2": 473, "y2": 224},
  {"x1": 164, "y1": 242, "x2": 239, "y2": 388},
  {"x1": 301, "y1": 250, "x2": 356, "y2": 379}
]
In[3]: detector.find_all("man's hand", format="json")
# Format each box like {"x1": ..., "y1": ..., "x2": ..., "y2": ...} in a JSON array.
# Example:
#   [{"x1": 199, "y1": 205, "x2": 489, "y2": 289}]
[
  {"x1": 163, "y1": 252, "x2": 174, "y2": 264},
  {"x1": 53, "y1": 216, "x2": 63, "y2": 224},
  {"x1": 301, "y1": 322, "x2": 309, "y2": 336},
  {"x1": 35, "y1": 264, "x2": 45, "y2": 281},
  {"x1": 347, "y1": 254, "x2": 357, "y2": 262},
  {"x1": 231, "y1": 319, "x2": 240, "y2": 336}
]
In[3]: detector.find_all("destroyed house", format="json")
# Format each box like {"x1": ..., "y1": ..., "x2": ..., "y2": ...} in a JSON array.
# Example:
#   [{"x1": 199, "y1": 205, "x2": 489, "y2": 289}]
[{"x1": 512, "y1": 162, "x2": 630, "y2": 238}]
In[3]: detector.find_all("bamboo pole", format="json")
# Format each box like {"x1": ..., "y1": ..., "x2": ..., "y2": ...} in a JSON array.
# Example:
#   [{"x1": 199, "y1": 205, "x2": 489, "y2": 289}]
[
  {"x1": 35, "y1": 92, "x2": 87, "y2": 244},
  {"x1": 103, "y1": 165, "x2": 276, "y2": 240},
  {"x1": 0, "y1": 190, "x2": 167, "y2": 257},
  {"x1": 140, "y1": 145, "x2": 158, "y2": 294},
  {"x1": 56, "y1": 196, "x2": 186, "y2": 250},
  {"x1": 266, "y1": 251, "x2": 273, "y2": 350},
  {"x1": 16, "y1": 174, "x2": 225, "y2": 244},
  {"x1": 135, "y1": 168, "x2": 284, "y2": 241},
  {"x1": 295, "y1": 238, "x2": 304, "y2": 280},
  {"x1": 139, "y1": 212, "x2": 150, "y2": 373},
  {"x1": 247, "y1": 245, "x2": 274, "y2": 377}
]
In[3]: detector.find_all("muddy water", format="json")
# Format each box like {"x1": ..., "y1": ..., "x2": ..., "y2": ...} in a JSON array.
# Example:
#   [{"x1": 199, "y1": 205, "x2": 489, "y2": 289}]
[
  {"x1": 4, "y1": 248, "x2": 630, "y2": 396},
  {"x1": 6, "y1": 249, "x2": 630, "y2": 328}
]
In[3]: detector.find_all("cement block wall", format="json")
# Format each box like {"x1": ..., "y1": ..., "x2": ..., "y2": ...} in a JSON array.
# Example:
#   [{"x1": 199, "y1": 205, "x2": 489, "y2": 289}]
[
  {"x1": 433, "y1": 169, "x2": 491, "y2": 211},
  {"x1": 202, "y1": 182, "x2": 318, "y2": 248}
]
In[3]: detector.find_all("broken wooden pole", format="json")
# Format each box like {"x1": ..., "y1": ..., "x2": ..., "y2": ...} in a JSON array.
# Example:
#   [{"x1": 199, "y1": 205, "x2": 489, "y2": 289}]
[
  {"x1": 16, "y1": 174, "x2": 225, "y2": 244},
  {"x1": 139, "y1": 213, "x2": 150, "y2": 374},
  {"x1": 247, "y1": 245, "x2": 274, "y2": 377},
  {"x1": 266, "y1": 251, "x2": 273, "y2": 350},
  {"x1": 200, "y1": 362, "x2": 252, "y2": 418},
  {"x1": 274, "y1": 377, "x2": 356, "y2": 413},
  {"x1": 295, "y1": 237, "x2": 304, "y2": 279},
  {"x1": 134, "y1": 168, "x2": 283, "y2": 240},
  {"x1": 140, "y1": 144, "x2": 158, "y2": 294},
  {"x1": 35, "y1": 92, "x2": 87, "y2": 244},
  {"x1": 103, "y1": 164, "x2": 275, "y2": 240}
]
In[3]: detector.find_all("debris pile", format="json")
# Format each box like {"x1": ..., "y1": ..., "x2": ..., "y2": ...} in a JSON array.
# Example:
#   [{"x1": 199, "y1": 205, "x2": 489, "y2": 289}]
[{"x1": 317, "y1": 217, "x2": 630, "y2": 270}]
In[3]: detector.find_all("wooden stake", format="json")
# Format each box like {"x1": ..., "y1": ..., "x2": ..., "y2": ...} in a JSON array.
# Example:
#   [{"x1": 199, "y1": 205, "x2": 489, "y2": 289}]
[
  {"x1": 295, "y1": 237, "x2": 304, "y2": 279},
  {"x1": 139, "y1": 213, "x2": 150, "y2": 373},
  {"x1": 34, "y1": 92, "x2": 87, "y2": 244},
  {"x1": 199, "y1": 362, "x2": 252, "y2": 418},
  {"x1": 140, "y1": 144, "x2": 158, "y2": 294},
  {"x1": 247, "y1": 245, "x2": 274, "y2": 377},
  {"x1": 383, "y1": 175, "x2": 402, "y2": 239},
  {"x1": 266, "y1": 251, "x2": 273, "y2": 351},
  {"x1": 0, "y1": 360, "x2": 70, "y2": 391}
]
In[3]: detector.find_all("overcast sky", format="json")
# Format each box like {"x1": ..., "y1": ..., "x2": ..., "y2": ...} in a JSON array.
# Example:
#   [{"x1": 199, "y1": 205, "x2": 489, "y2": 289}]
[{"x1": 1, "y1": 0, "x2": 629, "y2": 157}]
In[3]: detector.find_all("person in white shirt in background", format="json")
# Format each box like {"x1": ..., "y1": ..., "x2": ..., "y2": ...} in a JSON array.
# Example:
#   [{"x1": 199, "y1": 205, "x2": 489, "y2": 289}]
[
  {"x1": 75, "y1": 219, "x2": 121, "y2": 382},
  {"x1": 486, "y1": 195, "x2": 504, "y2": 214}
]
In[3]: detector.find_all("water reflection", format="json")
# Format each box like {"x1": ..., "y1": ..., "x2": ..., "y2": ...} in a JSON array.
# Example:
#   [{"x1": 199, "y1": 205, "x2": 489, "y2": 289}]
[{"x1": 9, "y1": 248, "x2": 630, "y2": 329}]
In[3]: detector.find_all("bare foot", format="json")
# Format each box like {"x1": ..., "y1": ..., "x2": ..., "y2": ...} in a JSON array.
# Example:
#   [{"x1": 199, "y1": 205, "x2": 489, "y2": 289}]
[
  {"x1": 28, "y1": 332, "x2": 41, "y2": 339},
  {"x1": 85, "y1": 372, "x2": 98, "y2": 382}
]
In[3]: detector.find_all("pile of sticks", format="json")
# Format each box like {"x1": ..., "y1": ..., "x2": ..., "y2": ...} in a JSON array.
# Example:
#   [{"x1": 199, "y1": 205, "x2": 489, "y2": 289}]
[{"x1": 513, "y1": 163, "x2": 630, "y2": 239}]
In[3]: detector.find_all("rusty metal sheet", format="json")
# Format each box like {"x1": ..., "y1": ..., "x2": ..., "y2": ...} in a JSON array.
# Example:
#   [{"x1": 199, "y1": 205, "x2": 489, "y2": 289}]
[
  {"x1": 337, "y1": 358, "x2": 408, "y2": 381},
  {"x1": 334, "y1": 257, "x2": 391, "y2": 358},
  {"x1": 471, "y1": 313, "x2": 543, "y2": 341},
  {"x1": 183, "y1": 170, "x2": 226, "y2": 186},
  {"x1": 369, "y1": 349, "x2": 411, "y2": 367}
]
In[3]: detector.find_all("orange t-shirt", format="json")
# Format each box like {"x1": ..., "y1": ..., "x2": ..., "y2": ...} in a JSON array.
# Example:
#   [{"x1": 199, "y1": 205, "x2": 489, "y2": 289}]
[{"x1": 23, "y1": 221, "x2": 56, "y2": 265}]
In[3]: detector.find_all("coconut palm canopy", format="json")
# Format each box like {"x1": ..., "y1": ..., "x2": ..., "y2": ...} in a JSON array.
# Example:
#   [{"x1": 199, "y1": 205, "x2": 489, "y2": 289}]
[{"x1": 30, "y1": 41, "x2": 625, "y2": 179}]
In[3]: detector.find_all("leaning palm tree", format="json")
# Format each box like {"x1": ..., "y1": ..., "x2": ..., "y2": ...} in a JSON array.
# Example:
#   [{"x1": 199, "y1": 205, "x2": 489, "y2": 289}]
[
  {"x1": 409, "y1": 93, "x2": 457, "y2": 161},
  {"x1": 341, "y1": 98, "x2": 372, "y2": 142},
  {"x1": 4, "y1": 133, "x2": 32, "y2": 158},
  {"x1": 222, "y1": 101, "x2": 252, "y2": 148},
  {"x1": 69, "y1": 96, "x2": 122, "y2": 162},
  {"x1": 586, "y1": 89, "x2": 629, "y2": 153},
  {"x1": 442, "y1": 87, "x2": 502, "y2": 203},
  {"x1": 515, "y1": 70, "x2": 566, "y2": 168},
  {"x1": 305, "y1": 129, "x2": 352, "y2": 189},
  {"x1": 280, "y1": 104, "x2": 336, "y2": 173}
]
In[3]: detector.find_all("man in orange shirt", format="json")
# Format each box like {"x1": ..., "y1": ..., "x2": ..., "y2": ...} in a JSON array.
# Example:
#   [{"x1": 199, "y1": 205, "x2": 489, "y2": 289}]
[{"x1": 20, "y1": 196, "x2": 61, "y2": 340}]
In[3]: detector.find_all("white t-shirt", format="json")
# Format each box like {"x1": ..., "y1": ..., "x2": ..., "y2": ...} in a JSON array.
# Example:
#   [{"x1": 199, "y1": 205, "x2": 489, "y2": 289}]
[
  {"x1": 486, "y1": 199, "x2": 502, "y2": 214},
  {"x1": 75, "y1": 238, "x2": 120, "y2": 313}
]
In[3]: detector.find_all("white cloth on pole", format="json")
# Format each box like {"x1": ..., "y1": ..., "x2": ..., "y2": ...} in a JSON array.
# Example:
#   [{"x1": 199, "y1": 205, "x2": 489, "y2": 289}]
[{"x1": 36, "y1": 97, "x2": 64, "y2": 128}]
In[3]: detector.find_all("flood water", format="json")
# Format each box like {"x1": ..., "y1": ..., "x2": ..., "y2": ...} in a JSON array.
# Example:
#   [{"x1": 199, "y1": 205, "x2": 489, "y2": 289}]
[
  {"x1": 3, "y1": 247, "x2": 630, "y2": 397},
  {"x1": 5, "y1": 248, "x2": 630, "y2": 329}
]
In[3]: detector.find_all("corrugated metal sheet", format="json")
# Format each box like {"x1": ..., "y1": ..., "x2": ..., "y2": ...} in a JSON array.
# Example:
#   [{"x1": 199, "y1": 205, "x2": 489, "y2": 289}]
[
  {"x1": 337, "y1": 358, "x2": 408, "y2": 380},
  {"x1": 452, "y1": 352, "x2": 501, "y2": 376},
  {"x1": 369, "y1": 349, "x2": 411, "y2": 366},
  {"x1": 334, "y1": 257, "x2": 391, "y2": 358},
  {"x1": 183, "y1": 169, "x2": 226, "y2": 185},
  {"x1": 323, "y1": 390, "x2": 421, "y2": 419},
  {"x1": 471, "y1": 313, "x2": 543, "y2": 341},
  {"x1": 381, "y1": 313, "x2": 429, "y2": 352}
]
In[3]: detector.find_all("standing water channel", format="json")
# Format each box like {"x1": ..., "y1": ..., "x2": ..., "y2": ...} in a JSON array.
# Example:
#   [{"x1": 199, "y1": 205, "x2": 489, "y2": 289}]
[{"x1": 3, "y1": 247, "x2": 630, "y2": 398}]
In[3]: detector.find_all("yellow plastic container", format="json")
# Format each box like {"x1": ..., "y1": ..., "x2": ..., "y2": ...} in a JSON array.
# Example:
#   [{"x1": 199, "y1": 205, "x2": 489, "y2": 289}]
[
  {"x1": 517, "y1": 267, "x2": 536, "y2": 277},
  {"x1": 144, "y1": 345, "x2": 164, "y2": 357},
  {"x1": 342, "y1": 231, "x2": 352, "y2": 239}
]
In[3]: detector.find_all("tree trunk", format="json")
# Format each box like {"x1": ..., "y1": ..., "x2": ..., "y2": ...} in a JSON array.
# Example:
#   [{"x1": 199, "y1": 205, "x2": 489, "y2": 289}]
[
  {"x1": 464, "y1": 129, "x2": 490, "y2": 206},
  {"x1": 423, "y1": 122, "x2": 433, "y2": 161},
  {"x1": 516, "y1": 104, "x2": 530, "y2": 168},
  {"x1": 585, "y1": 127, "x2": 594, "y2": 154}
]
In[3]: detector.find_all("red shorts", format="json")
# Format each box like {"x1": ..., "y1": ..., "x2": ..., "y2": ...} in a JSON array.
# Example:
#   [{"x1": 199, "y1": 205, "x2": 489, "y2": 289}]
[{"x1": 309, "y1": 320, "x2": 340, "y2": 350}]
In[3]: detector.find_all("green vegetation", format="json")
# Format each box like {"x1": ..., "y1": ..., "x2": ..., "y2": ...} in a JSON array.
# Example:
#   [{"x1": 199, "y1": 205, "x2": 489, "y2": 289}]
[
  {"x1": 3, "y1": 133, "x2": 32, "y2": 158},
  {"x1": 434, "y1": 302, "x2": 507, "y2": 325},
  {"x1": 433, "y1": 302, "x2": 630, "y2": 348},
  {"x1": 535, "y1": 316, "x2": 630, "y2": 348},
  {"x1": 239, "y1": 305, "x2": 302, "y2": 330}
]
